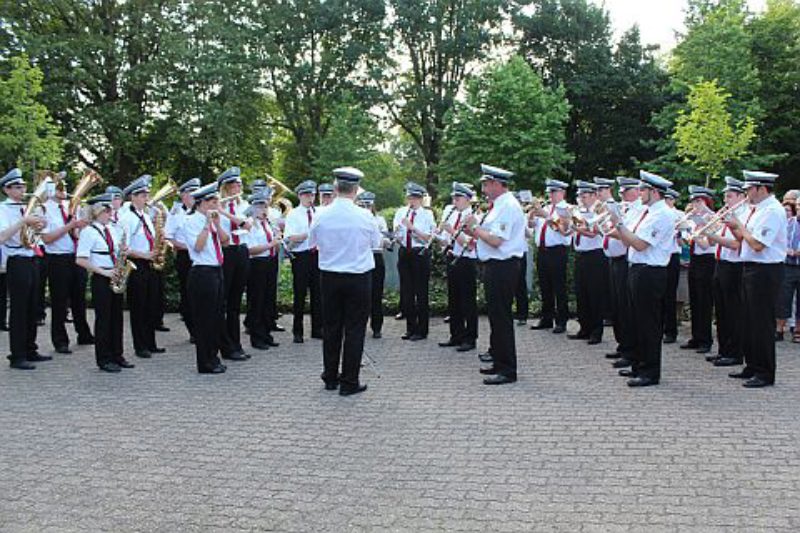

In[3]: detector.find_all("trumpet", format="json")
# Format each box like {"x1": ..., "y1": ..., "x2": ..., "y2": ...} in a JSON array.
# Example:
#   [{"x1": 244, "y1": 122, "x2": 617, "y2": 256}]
[
  {"x1": 691, "y1": 198, "x2": 748, "y2": 239},
  {"x1": 674, "y1": 204, "x2": 698, "y2": 231},
  {"x1": 218, "y1": 192, "x2": 242, "y2": 205}
]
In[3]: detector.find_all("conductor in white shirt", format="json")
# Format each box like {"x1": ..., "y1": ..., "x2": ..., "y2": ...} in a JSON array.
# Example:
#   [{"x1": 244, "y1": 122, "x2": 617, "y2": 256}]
[{"x1": 310, "y1": 167, "x2": 381, "y2": 396}]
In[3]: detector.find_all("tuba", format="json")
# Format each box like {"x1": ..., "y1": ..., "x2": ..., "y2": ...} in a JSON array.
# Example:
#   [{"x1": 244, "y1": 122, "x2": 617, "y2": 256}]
[
  {"x1": 110, "y1": 229, "x2": 137, "y2": 294},
  {"x1": 20, "y1": 173, "x2": 56, "y2": 248},
  {"x1": 267, "y1": 175, "x2": 294, "y2": 217},
  {"x1": 69, "y1": 169, "x2": 103, "y2": 216},
  {"x1": 147, "y1": 179, "x2": 178, "y2": 271}
]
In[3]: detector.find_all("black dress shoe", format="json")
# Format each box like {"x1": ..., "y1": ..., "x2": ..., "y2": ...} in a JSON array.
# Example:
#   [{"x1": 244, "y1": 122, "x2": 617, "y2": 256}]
[
  {"x1": 9, "y1": 360, "x2": 35, "y2": 370},
  {"x1": 135, "y1": 350, "x2": 152, "y2": 359},
  {"x1": 251, "y1": 342, "x2": 270, "y2": 351},
  {"x1": 662, "y1": 335, "x2": 677, "y2": 344},
  {"x1": 605, "y1": 352, "x2": 622, "y2": 359},
  {"x1": 713, "y1": 357, "x2": 743, "y2": 367},
  {"x1": 516, "y1": 319, "x2": 527, "y2": 326},
  {"x1": 401, "y1": 332, "x2": 413, "y2": 340},
  {"x1": 77, "y1": 336, "x2": 95, "y2": 345},
  {"x1": 0, "y1": 324, "x2": 7, "y2": 331},
  {"x1": 479, "y1": 366, "x2": 498, "y2": 375},
  {"x1": 199, "y1": 365, "x2": 226, "y2": 374},
  {"x1": 695, "y1": 345, "x2": 711, "y2": 354},
  {"x1": 478, "y1": 352, "x2": 493, "y2": 363},
  {"x1": 443, "y1": 316, "x2": 450, "y2": 323},
  {"x1": 55, "y1": 346, "x2": 72, "y2": 354},
  {"x1": 37, "y1": 318, "x2": 46, "y2": 326},
  {"x1": 151, "y1": 347, "x2": 166, "y2": 354},
  {"x1": 27, "y1": 353, "x2": 52, "y2": 362},
  {"x1": 775, "y1": 331, "x2": 785, "y2": 341},
  {"x1": 116, "y1": 359, "x2": 135, "y2": 369},
  {"x1": 438, "y1": 339, "x2": 459, "y2": 347},
  {"x1": 729, "y1": 369, "x2": 754, "y2": 379},
  {"x1": 456, "y1": 343, "x2": 476, "y2": 352},
  {"x1": 483, "y1": 374, "x2": 516, "y2": 385},
  {"x1": 311, "y1": 332, "x2": 324, "y2": 340},
  {"x1": 705, "y1": 354, "x2": 722, "y2": 362},
  {"x1": 530, "y1": 321, "x2": 552, "y2": 330},
  {"x1": 743, "y1": 376, "x2": 772, "y2": 388},
  {"x1": 266, "y1": 339, "x2": 280, "y2": 347},
  {"x1": 552, "y1": 325, "x2": 566, "y2": 334},
  {"x1": 372, "y1": 331, "x2": 382, "y2": 339},
  {"x1": 618, "y1": 369, "x2": 636, "y2": 377},
  {"x1": 680, "y1": 341, "x2": 698, "y2": 350},
  {"x1": 155, "y1": 325, "x2": 170, "y2": 332},
  {"x1": 603, "y1": 319, "x2": 613, "y2": 327},
  {"x1": 395, "y1": 313, "x2": 404, "y2": 320},
  {"x1": 627, "y1": 376, "x2": 658, "y2": 387},
  {"x1": 99, "y1": 362, "x2": 121, "y2": 373},
  {"x1": 339, "y1": 384, "x2": 367, "y2": 396},
  {"x1": 324, "y1": 381, "x2": 338, "y2": 390},
  {"x1": 612, "y1": 358, "x2": 632, "y2": 368},
  {"x1": 271, "y1": 324, "x2": 286, "y2": 332},
  {"x1": 409, "y1": 334, "x2": 426, "y2": 341},
  {"x1": 222, "y1": 352, "x2": 248, "y2": 361},
  {"x1": 587, "y1": 337, "x2": 602, "y2": 345},
  {"x1": 293, "y1": 335, "x2": 304, "y2": 344},
  {"x1": 189, "y1": 336, "x2": 196, "y2": 344},
  {"x1": 567, "y1": 333, "x2": 590, "y2": 340}
]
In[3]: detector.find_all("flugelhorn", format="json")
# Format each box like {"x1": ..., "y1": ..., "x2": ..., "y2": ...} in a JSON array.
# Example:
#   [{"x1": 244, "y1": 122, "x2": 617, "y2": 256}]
[{"x1": 691, "y1": 198, "x2": 748, "y2": 239}]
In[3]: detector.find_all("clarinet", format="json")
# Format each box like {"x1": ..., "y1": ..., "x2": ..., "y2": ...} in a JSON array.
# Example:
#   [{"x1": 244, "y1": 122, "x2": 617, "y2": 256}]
[
  {"x1": 451, "y1": 209, "x2": 491, "y2": 266},
  {"x1": 418, "y1": 207, "x2": 456, "y2": 256}
]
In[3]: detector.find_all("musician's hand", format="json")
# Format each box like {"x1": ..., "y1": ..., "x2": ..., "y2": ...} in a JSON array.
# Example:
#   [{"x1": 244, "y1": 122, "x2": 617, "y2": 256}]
[
  {"x1": 401, "y1": 217, "x2": 413, "y2": 229},
  {"x1": 608, "y1": 211, "x2": 621, "y2": 226},
  {"x1": 71, "y1": 218, "x2": 89, "y2": 230},
  {"x1": 442, "y1": 223, "x2": 454, "y2": 234},
  {"x1": 139, "y1": 251, "x2": 154, "y2": 261},
  {"x1": 725, "y1": 216, "x2": 742, "y2": 230},
  {"x1": 99, "y1": 269, "x2": 114, "y2": 279},
  {"x1": 24, "y1": 215, "x2": 45, "y2": 230},
  {"x1": 241, "y1": 219, "x2": 253, "y2": 231}
]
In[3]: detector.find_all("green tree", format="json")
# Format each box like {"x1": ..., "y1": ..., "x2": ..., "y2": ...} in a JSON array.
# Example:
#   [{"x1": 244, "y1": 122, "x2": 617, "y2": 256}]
[
  {"x1": 0, "y1": 55, "x2": 63, "y2": 171},
  {"x1": 673, "y1": 80, "x2": 756, "y2": 186},
  {"x1": 381, "y1": 0, "x2": 509, "y2": 192},
  {"x1": 441, "y1": 57, "x2": 571, "y2": 192}
]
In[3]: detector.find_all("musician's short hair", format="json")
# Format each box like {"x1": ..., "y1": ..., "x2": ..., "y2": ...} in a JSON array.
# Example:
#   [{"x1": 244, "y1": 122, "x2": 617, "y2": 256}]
[
  {"x1": 90, "y1": 204, "x2": 110, "y2": 220},
  {"x1": 335, "y1": 180, "x2": 357, "y2": 195}
]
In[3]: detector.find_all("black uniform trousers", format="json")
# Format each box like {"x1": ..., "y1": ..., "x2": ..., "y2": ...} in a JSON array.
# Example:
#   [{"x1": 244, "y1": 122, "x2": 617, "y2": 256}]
[
  {"x1": 662, "y1": 252, "x2": 681, "y2": 339},
  {"x1": 398, "y1": 247, "x2": 431, "y2": 337},
  {"x1": 35, "y1": 252, "x2": 47, "y2": 321},
  {"x1": 370, "y1": 253, "x2": 385, "y2": 334},
  {"x1": 484, "y1": 258, "x2": 520, "y2": 379},
  {"x1": 290, "y1": 250, "x2": 322, "y2": 338},
  {"x1": 713, "y1": 261, "x2": 743, "y2": 361},
  {"x1": 154, "y1": 270, "x2": 166, "y2": 327},
  {"x1": 609, "y1": 256, "x2": 635, "y2": 356},
  {"x1": 600, "y1": 259, "x2": 612, "y2": 321},
  {"x1": 536, "y1": 245, "x2": 568, "y2": 327},
  {"x1": 6, "y1": 255, "x2": 39, "y2": 362},
  {"x1": 320, "y1": 270, "x2": 371, "y2": 388},
  {"x1": 688, "y1": 252, "x2": 715, "y2": 348},
  {"x1": 514, "y1": 252, "x2": 529, "y2": 320},
  {"x1": 127, "y1": 258, "x2": 159, "y2": 353},
  {"x1": 188, "y1": 266, "x2": 225, "y2": 372},
  {"x1": 741, "y1": 262, "x2": 783, "y2": 383},
  {"x1": 574, "y1": 249, "x2": 605, "y2": 340},
  {"x1": 175, "y1": 249, "x2": 193, "y2": 336},
  {"x1": 447, "y1": 257, "x2": 478, "y2": 344},
  {"x1": 246, "y1": 256, "x2": 278, "y2": 346},
  {"x1": 628, "y1": 264, "x2": 667, "y2": 381},
  {"x1": 221, "y1": 243, "x2": 250, "y2": 355},
  {"x1": 91, "y1": 274, "x2": 123, "y2": 368},
  {"x1": 0, "y1": 271, "x2": 6, "y2": 328},
  {"x1": 47, "y1": 253, "x2": 92, "y2": 349}
]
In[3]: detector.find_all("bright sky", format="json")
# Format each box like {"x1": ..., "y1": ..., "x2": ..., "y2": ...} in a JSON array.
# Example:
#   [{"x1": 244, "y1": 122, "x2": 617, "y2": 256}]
[{"x1": 601, "y1": 0, "x2": 767, "y2": 51}]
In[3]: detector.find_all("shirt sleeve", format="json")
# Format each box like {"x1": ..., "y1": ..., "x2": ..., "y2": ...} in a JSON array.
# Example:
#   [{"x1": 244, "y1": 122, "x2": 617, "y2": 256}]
[
  {"x1": 752, "y1": 209, "x2": 783, "y2": 248},
  {"x1": 76, "y1": 230, "x2": 94, "y2": 259},
  {"x1": 392, "y1": 208, "x2": 404, "y2": 231},
  {"x1": 637, "y1": 212, "x2": 672, "y2": 247},
  {"x1": 283, "y1": 210, "x2": 302, "y2": 237}
]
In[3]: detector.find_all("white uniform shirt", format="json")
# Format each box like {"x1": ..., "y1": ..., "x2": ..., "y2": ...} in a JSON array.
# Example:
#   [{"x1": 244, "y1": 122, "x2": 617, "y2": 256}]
[
  {"x1": 76, "y1": 222, "x2": 118, "y2": 270},
  {"x1": 476, "y1": 191, "x2": 527, "y2": 261},
  {"x1": 165, "y1": 204, "x2": 191, "y2": 248},
  {"x1": 219, "y1": 198, "x2": 251, "y2": 247},
  {"x1": 739, "y1": 196, "x2": 787, "y2": 264},
  {"x1": 247, "y1": 217, "x2": 279, "y2": 259},
  {"x1": 0, "y1": 200, "x2": 36, "y2": 258},
  {"x1": 627, "y1": 199, "x2": 675, "y2": 267},
  {"x1": 392, "y1": 206, "x2": 436, "y2": 249},
  {"x1": 117, "y1": 205, "x2": 156, "y2": 255},
  {"x1": 450, "y1": 207, "x2": 477, "y2": 260},
  {"x1": 371, "y1": 213, "x2": 389, "y2": 253},
  {"x1": 667, "y1": 207, "x2": 682, "y2": 255},
  {"x1": 716, "y1": 223, "x2": 742, "y2": 263},
  {"x1": 531, "y1": 200, "x2": 572, "y2": 247},
  {"x1": 43, "y1": 199, "x2": 78, "y2": 254},
  {"x1": 310, "y1": 197, "x2": 381, "y2": 274},
  {"x1": 284, "y1": 204, "x2": 317, "y2": 252},
  {"x1": 573, "y1": 209, "x2": 602, "y2": 251},
  {"x1": 183, "y1": 212, "x2": 225, "y2": 266}
]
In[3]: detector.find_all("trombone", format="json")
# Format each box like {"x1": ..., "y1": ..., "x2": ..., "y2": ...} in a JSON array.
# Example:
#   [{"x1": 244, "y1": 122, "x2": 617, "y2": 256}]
[{"x1": 691, "y1": 198, "x2": 748, "y2": 239}]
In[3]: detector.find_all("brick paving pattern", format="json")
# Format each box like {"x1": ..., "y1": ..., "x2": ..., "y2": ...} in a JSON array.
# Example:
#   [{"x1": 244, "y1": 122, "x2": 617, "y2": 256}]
[{"x1": 1, "y1": 313, "x2": 799, "y2": 532}]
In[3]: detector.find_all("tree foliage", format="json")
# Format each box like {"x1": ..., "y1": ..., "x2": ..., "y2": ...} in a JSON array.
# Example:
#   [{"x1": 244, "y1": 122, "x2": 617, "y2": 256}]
[
  {"x1": 0, "y1": 54, "x2": 63, "y2": 171},
  {"x1": 674, "y1": 80, "x2": 756, "y2": 186},
  {"x1": 441, "y1": 56, "x2": 571, "y2": 192}
]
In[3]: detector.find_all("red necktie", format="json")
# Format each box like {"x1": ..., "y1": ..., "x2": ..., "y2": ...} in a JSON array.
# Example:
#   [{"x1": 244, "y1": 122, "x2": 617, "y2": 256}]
[
  {"x1": 229, "y1": 202, "x2": 240, "y2": 245},
  {"x1": 135, "y1": 211, "x2": 154, "y2": 251},
  {"x1": 454, "y1": 213, "x2": 462, "y2": 232},
  {"x1": 210, "y1": 226, "x2": 224, "y2": 265},
  {"x1": 261, "y1": 221, "x2": 275, "y2": 257},
  {"x1": 715, "y1": 226, "x2": 727, "y2": 261},
  {"x1": 539, "y1": 205, "x2": 554, "y2": 247},
  {"x1": 406, "y1": 210, "x2": 416, "y2": 248},
  {"x1": 307, "y1": 206, "x2": 313, "y2": 227},
  {"x1": 603, "y1": 234, "x2": 610, "y2": 250},
  {"x1": 59, "y1": 203, "x2": 78, "y2": 251},
  {"x1": 104, "y1": 227, "x2": 115, "y2": 260},
  {"x1": 632, "y1": 208, "x2": 649, "y2": 233}
]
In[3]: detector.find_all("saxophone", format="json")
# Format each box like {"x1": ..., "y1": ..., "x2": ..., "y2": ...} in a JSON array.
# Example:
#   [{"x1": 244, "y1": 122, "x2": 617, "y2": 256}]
[
  {"x1": 110, "y1": 229, "x2": 137, "y2": 294},
  {"x1": 151, "y1": 203, "x2": 169, "y2": 271}
]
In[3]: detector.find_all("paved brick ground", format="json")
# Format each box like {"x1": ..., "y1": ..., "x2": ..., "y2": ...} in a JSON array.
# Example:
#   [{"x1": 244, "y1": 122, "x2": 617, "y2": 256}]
[{"x1": 1, "y1": 312, "x2": 799, "y2": 532}]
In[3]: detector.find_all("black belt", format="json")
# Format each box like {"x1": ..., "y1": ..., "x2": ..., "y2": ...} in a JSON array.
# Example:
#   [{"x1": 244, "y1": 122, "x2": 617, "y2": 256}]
[
  {"x1": 610, "y1": 255, "x2": 628, "y2": 262},
  {"x1": 576, "y1": 249, "x2": 603, "y2": 255},
  {"x1": 483, "y1": 257, "x2": 519, "y2": 264},
  {"x1": 192, "y1": 265, "x2": 222, "y2": 270}
]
